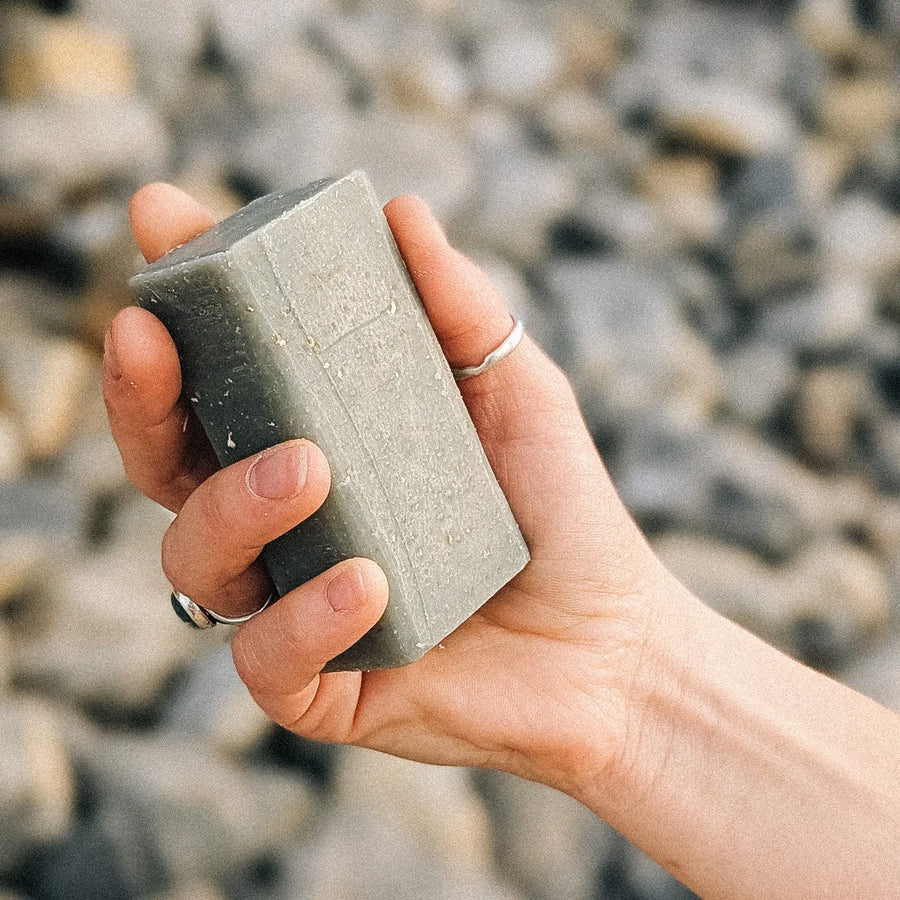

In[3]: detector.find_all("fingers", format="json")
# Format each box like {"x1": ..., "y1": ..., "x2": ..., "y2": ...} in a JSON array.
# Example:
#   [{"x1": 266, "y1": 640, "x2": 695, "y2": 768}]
[
  {"x1": 104, "y1": 184, "x2": 220, "y2": 511},
  {"x1": 232, "y1": 558, "x2": 389, "y2": 732},
  {"x1": 103, "y1": 306, "x2": 218, "y2": 511},
  {"x1": 162, "y1": 439, "x2": 331, "y2": 617},
  {"x1": 130, "y1": 182, "x2": 217, "y2": 264}
]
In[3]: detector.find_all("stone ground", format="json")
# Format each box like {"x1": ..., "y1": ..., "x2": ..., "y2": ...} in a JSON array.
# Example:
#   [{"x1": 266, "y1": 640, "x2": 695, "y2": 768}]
[{"x1": 0, "y1": 0, "x2": 897, "y2": 897}]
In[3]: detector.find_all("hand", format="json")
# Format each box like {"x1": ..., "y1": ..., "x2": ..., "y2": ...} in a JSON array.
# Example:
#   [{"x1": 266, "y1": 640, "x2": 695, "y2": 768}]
[{"x1": 103, "y1": 183, "x2": 665, "y2": 795}]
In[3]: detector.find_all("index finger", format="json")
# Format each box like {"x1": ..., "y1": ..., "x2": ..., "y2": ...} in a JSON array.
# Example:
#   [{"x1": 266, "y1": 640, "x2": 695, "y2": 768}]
[{"x1": 103, "y1": 183, "x2": 219, "y2": 511}]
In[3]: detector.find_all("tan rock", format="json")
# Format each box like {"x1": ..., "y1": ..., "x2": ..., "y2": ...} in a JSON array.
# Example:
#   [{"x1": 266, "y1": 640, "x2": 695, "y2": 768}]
[
  {"x1": 2, "y1": 13, "x2": 135, "y2": 102},
  {"x1": 821, "y1": 77, "x2": 899, "y2": 146},
  {"x1": 0, "y1": 696, "x2": 74, "y2": 873},
  {"x1": 798, "y1": 137, "x2": 855, "y2": 208},
  {"x1": 636, "y1": 154, "x2": 723, "y2": 246},
  {"x1": 797, "y1": 365, "x2": 873, "y2": 466},
  {"x1": 784, "y1": 541, "x2": 892, "y2": 663},
  {"x1": 557, "y1": 9, "x2": 622, "y2": 85},
  {"x1": 794, "y1": 0, "x2": 892, "y2": 68},
  {"x1": 336, "y1": 748, "x2": 494, "y2": 873},
  {"x1": 0, "y1": 335, "x2": 95, "y2": 460}
]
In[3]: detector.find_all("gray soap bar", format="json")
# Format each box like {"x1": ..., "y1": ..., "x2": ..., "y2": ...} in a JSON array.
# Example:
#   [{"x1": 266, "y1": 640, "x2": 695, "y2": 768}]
[{"x1": 130, "y1": 171, "x2": 529, "y2": 671}]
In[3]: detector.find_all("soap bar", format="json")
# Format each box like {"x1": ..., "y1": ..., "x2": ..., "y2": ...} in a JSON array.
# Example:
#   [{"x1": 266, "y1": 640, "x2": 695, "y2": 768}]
[{"x1": 130, "y1": 171, "x2": 530, "y2": 671}]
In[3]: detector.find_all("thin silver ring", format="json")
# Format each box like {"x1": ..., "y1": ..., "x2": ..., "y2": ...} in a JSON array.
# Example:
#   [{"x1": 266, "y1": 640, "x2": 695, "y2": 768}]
[
  {"x1": 171, "y1": 590, "x2": 275, "y2": 628},
  {"x1": 451, "y1": 318, "x2": 524, "y2": 381}
]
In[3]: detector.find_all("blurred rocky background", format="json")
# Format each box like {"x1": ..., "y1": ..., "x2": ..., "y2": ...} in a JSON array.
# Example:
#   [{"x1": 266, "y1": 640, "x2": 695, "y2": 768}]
[{"x1": 0, "y1": 0, "x2": 897, "y2": 897}]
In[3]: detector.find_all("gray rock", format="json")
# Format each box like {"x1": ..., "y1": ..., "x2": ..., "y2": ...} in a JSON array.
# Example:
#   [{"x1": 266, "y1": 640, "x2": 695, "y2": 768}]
[
  {"x1": 0, "y1": 696, "x2": 74, "y2": 875},
  {"x1": 721, "y1": 342, "x2": 797, "y2": 427},
  {"x1": 545, "y1": 261, "x2": 720, "y2": 430},
  {"x1": 79, "y1": 733, "x2": 316, "y2": 883},
  {"x1": 0, "y1": 477, "x2": 90, "y2": 559},
  {"x1": 13, "y1": 543, "x2": 207, "y2": 714},
  {"x1": 782, "y1": 541, "x2": 892, "y2": 668},
  {"x1": 472, "y1": 28, "x2": 560, "y2": 107},
  {"x1": 729, "y1": 209, "x2": 820, "y2": 302},
  {"x1": 822, "y1": 194, "x2": 900, "y2": 279},
  {"x1": 459, "y1": 124, "x2": 576, "y2": 264},
  {"x1": 759, "y1": 275, "x2": 878, "y2": 351},
  {"x1": 163, "y1": 644, "x2": 270, "y2": 759},
  {"x1": 474, "y1": 769, "x2": 616, "y2": 900},
  {"x1": 279, "y1": 803, "x2": 520, "y2": 900},
  {"x1": 839, "y1": 632, "x2": 900, "y2": 714},
  {"x1": 0, "y1": 100, "x2": 170, "y2": 196},
  {"x1": 334, "y1": 749, "x2": 494, "y2": 873}
]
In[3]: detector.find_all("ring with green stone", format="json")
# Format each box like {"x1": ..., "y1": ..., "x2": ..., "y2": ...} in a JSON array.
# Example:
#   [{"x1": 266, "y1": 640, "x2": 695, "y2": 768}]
[{"x1": 170, "y1": 590, "x2": 274, "y2": 628}]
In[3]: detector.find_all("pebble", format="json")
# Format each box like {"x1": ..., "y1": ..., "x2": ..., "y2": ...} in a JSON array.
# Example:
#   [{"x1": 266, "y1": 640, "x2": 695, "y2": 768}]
[
  {"x1": 0, "y1": 696, "x2": 74, "y2": 875},
  {"x1": 472, "y1": 29, "x2": 560, "y2": 107},
  {"x1": 722, "y1": 341, "x2": 797, "y2": 427},
  {"x1": 77, "y1": 733, "x2": 317, "y2": 883},
  {"x1": 0, "y1": 334, "x2": 95, "y2": 460},
  {"x1": 796, "y1": 366, "x2": 873, "y2": 467},
  {"x1": 636, "y1": 154, "x2": 723, "y2": 246},
  {"x1": 0, "y1": 100, "x2": 170, "y2": 198},
  {"x1": 163, "y1": 644, "x2": 270, "y2": 759},
  {"x1": 783, "y1": 541, "x2": 892, "y2": 668},
  {"x1": 0, "y1": 9, "x2": 136, "y2": 102},
  {"x1": 820, "y1": 76, "x2": 899, "y2": 146},
  {"x1": 474, "y1": 769, "x2": 616, "y2": 900},
  {"x1": 335, "y1": 749, "x2": 494, "y2": 873},
  {"x1": 13, "y1": 544, "x2": 204, "y2": 715}
]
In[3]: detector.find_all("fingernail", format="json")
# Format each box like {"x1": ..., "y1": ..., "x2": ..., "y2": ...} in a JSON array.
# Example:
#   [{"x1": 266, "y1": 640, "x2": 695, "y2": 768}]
[
  {"x1": 103, "y1": 330, "x2": 122, "y2": 380},
  {"x1": 247, "y1": 442, "x2": 309, "y2": 500},
  {"x1": 325, "y1": 566, "x2": 365, "y2": 612}
]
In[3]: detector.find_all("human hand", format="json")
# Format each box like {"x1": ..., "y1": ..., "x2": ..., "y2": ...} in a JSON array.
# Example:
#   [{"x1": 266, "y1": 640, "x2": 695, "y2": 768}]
[{"x1": 103, "y1": 183, "x2": 671, "y2": 797}]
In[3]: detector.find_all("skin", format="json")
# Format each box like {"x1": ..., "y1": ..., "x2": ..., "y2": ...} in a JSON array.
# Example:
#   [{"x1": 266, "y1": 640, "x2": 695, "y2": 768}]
[{"x1": 103, "y1": 184, "x2": 900, "y2": 898}]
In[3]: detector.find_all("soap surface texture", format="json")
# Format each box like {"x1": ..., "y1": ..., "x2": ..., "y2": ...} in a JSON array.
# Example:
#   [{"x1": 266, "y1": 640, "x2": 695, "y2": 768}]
[{"x1": 130, "y1": 172, "x2": 530, "y2": 670}]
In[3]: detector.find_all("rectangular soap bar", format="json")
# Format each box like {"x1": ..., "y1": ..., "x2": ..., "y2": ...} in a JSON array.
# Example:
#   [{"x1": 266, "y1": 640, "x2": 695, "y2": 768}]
[{"x1": 130, "y1": 171, "x2": 530, "y2": 671}]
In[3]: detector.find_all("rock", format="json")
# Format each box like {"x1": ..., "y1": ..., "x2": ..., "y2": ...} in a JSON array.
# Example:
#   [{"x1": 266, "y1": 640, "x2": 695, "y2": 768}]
[
  {"x1": 653, "y1": 533, "x2": 791, "y2": 646},
  {"x1": 544, "y1": 260, "x2": 720, "y2": 431},
  {"x1": 759, "y1": 274, "x2": 878, "y2": 351},
  {"x1": 0, "y1": 411, "x2": 26, "y2": 482},
  {"x1": 839, "y1": 632, "x2": 900, "y2": 713},
  {"x1": 0, "y1": 696, "x2": 74, "y2": 875},
  {"x1": 474, "y1": 769, "x2": 616, "y2": 900},
  {"x1": 0, "y1": 100, "x2": 170, "y2": 198},
  {"x1": 0, "y1": 334, "x2": 95, "y2": 460},
  {"x1": 795, "y1": 366, "x2": 874, "y2": 467},
  {"x1": 460, "y1": 125, "x2": 576, "y2": 263},
  {"x1": 721, "y1": 342, "x2": 797, "y2": 427},
  {"x1": 635, "y1": 154, "x2": 723, "y2": 246},
  {"x1": 0, "y1": 534, "x2": 46, "y2": 611},
  {"x1": 727, "y1": 153, "x2": 800, "y2": 222},
  {"x1": 163, "y1": 644, "x2": 270, "y2": 759},
  {"x1": 794, "y1": 0, "x2": 892, "y2": 66},
  {"x1": 536, "y1": 89, "x2": 622, "y2": 157},
  {"x1": 13, "y1": 544, "x2": 206, "y2": 714},
  {"x1": 78, "y1": 0, "x2": 204, "y2": 99},
  {"x1": 334, "y1": 749, "x2": 493, "y2": 873},
  {"x1": 782, "y1": 541, "x2": 892, "y2": 669},
  {"x1": 0, "y1": 9, "x2": 135, "y2": 102},
  {"x1": 820, "y1": 76, "x2": 899, "y2": 146},
  {"x1": 798, "y1": 137, "x2": 855, "y2": 209},
  {"x1": 658, "y1": 78, "x2": 798, "y2": 157},
  {"x1": 149, "y1": 883, "x2": 227, "y2": 900},
  {"x1": 0, "y1": 477, "x2": 89, "y2": 562},
  {"x1": 472, "y1": 27, "x2": 560, "y2": 107},
  {"x1": 729, "y1": 210, "x2": 820, "y2": 301},
  {"x1": 822, "y1": 194, "x2": 900, "y2": 279},
  {"x1": 557, "y1": 8, "x2": 622, "y2": 86},
  {"x1": 279, "y1": 803, "x2": 520, "y2": 900},
  {"x1": 79, "y1": 733, "x2": 316, "y2": 883}
]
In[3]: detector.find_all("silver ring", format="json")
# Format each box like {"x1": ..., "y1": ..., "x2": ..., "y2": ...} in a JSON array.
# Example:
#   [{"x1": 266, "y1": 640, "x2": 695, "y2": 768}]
[
  {"x1": 451, "y1": 318, "x2": 524, "y2": 381},
  {"x1": 170, "y1": 590, "x2": 275, "y2": 628}
]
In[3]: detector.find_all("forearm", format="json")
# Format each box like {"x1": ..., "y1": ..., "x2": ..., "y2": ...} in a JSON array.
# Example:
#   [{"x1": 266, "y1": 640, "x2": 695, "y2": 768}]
[{"x1": 574, "y1": 579, "x2": 900, "y2": 899}]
